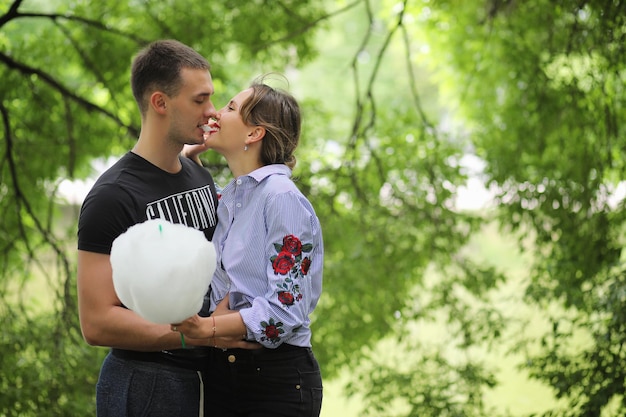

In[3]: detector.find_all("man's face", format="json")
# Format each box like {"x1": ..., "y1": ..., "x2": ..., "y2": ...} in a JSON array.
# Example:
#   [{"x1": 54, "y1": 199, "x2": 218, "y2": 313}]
[{"x1": 167, "y1": 67, "x2": 217, "y2": 146}]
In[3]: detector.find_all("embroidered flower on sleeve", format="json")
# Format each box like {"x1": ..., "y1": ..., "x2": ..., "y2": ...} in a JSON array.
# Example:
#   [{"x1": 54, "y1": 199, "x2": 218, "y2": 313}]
[
  {"x1": 300, "y1": 257, "x2": 311, "y2": 275},
  {"x1": 281, "y1": 234, "x2": 303, "y2": 256},
  {"x1": 272, "y1": 251, "x2": 295, "y2": 275},
  {"x1": 278, "y1": 291, "x2": 295, "y2": 306},
  {"x1": 271, "y1": 234, "x2": 313, "y2": 307},
  {"x1": 260, "y1": 318, "x2": 284, "y2": 344}
]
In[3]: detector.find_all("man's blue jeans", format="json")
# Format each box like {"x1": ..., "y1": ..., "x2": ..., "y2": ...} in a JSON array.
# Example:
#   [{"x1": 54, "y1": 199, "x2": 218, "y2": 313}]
[{"x1": 96, "y1": 351, "x2": 205, "y2": 417}]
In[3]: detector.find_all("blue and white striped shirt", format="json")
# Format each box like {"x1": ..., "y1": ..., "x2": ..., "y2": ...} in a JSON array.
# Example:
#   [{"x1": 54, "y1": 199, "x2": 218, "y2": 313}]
[{"x1": 210, "y1": 164, "x2": 323, "y2": 348}]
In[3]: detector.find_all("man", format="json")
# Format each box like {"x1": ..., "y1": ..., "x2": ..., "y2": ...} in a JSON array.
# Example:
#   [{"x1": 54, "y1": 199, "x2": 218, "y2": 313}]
[{"x1": 77, "y1": 39, "x2": 232, "y2": 417}]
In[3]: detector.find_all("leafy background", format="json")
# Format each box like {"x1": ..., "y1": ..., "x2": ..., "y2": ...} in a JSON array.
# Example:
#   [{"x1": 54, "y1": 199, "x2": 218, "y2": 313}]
[{"x1": 1, "y1": 0, "x2": 625, "y2": 416}]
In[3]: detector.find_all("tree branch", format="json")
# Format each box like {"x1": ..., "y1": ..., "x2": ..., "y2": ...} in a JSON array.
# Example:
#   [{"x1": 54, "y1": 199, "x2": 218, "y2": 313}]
[
  {"x1": 1, "y1": 8, "x2": 147, "y2": 44},
  {"x1": 0, "y1": 51, "x2": 138, "y2": 137},
  {"x1": 253, "y1": 0, "x2": 363, "y2": 50},
  {"x1": 0, "y1": 0, "x2": 23, "y2": 28},
  {"x1": 1, "y1": 100, "x2": 75, "y2": 331}
]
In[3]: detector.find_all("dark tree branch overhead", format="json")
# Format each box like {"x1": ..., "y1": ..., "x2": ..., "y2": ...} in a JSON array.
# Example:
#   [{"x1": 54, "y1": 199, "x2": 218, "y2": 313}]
[
  {"x1": 253, "y1": 0, "x2": 362, "y2": 50},
  {"x1": 0, "y1": 0, "x2": 23, "y2": 27},
  {"x1": 1, "y1": 100, "x2": 72, "y2": 277},
  {"x1": 1, "y1": 5, "x2": 147, "y2": 44},
  {"x1": 401, "y1": 23, "x2": 433, "y2": 129},
  {"x1": 344, "y1": 0, "x2": 411, "y2": 206},
  {"x1": 63, "y1": 97, "x2": 77, "y2": 179},
  {"x1": 54, "y1": 22, "x2": 129, "y2": 113},
  {"x1": 0, "y1": 51, "x2": 138, "y2": 137}
]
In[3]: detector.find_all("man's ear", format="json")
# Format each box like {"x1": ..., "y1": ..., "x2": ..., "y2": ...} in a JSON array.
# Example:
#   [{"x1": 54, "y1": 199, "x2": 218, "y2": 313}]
[
  {"x1": 247, "y1": 126, "x2": 266, "y2": 144},
  {"x1": 150, "y1": 92, "x2": 168, "y2": 114}
]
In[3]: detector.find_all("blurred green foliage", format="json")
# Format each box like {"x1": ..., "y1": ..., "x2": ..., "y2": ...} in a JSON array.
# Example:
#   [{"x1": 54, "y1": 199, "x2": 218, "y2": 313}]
[{"x1": 2, "y1": 0, "x2": 625, "y2": 416}]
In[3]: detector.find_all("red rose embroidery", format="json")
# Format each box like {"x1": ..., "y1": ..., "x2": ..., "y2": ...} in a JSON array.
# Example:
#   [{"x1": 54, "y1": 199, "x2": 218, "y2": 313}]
[
  {"x1": 272, "y1": 251, "x2": 295, "y2": 274},
  {"x1": 271, "y1": 234, "x2": 314, "y2": 308},
  {"x1": 260, "y1": 318, "x2": 285, "y2": 343},
  {"x1": 282, "y1": 235, "x2": 302, "y2": 256},
  {"x1": 265, "y1": 325, "x2": 280, "y2": 339},
  {"x1": 278, "y1": 291, "x2": 295, "y2": 306},
  {"x1": 300, "y1": 257, "x2": 311, "y2": 275}
]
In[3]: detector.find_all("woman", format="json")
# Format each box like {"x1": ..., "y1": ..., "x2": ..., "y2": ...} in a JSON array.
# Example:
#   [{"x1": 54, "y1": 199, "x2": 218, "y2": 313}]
[{"x1": 175, "y1": 77, "x2": 324, "y2": 417}]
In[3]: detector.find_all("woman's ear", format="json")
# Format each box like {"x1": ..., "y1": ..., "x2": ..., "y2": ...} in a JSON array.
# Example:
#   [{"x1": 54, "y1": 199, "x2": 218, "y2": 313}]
[{"x1": 247, "y1": 126, "x2": 266, "y2": 144}]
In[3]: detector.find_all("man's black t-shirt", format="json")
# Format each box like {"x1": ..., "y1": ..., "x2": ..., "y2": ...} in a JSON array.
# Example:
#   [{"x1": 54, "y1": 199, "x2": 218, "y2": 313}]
[
  {"x1": 77, "y1": 151, "x2": 219, "y2": 370},
  {"x1": 78, "y1": 151, "x2": 218, "y2": 253}
]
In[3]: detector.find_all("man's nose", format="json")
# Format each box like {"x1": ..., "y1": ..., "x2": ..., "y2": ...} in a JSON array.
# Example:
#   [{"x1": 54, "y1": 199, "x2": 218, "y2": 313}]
[{"x1": 205, "y1": 102, "x2": 217, "y2": 118}]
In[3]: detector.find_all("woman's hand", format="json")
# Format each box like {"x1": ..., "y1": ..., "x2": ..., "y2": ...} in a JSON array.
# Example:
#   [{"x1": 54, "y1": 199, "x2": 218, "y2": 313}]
[
  {"x1": 182, "y1": 142, "x2": 209, "y2": 166},
  {"x1": 171, "y1": 315, "x2": 208, "y2": 339},
  {"x1": 171, "y1": 313, "x2": 262, "y2": 350}
]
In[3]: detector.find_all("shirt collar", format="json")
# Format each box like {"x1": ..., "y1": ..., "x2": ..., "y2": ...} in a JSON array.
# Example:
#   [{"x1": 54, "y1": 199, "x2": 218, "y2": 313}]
[{"x1": 244, "y1": 164, "x2": 292, "y2": 183}]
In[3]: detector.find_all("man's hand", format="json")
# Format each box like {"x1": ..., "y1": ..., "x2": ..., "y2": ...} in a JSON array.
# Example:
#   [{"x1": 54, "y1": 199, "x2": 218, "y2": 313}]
[
  {"x1": 212, "y1": 294, "x2": 231, "y2": 316},
  {"x1": 209, "y1": 336, "x2": 263, "y2": 350}
]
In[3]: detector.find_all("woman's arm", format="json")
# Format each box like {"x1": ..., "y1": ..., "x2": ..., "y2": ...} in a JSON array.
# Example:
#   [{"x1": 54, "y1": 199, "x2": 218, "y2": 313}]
[
  {"x1": 174, "y1": 310, "x2": 246, "y2": 340},
  {"x1": 238, "y1": 191, "x2": 323, "y2": 347},
  {"x1": 181, "y1": 142, "x2": 209, "y2": 166}
]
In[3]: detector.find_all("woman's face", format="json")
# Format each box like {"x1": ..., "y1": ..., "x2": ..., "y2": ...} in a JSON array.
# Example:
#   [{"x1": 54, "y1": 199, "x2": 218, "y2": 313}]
[{"x1": 204, "y1": 88, "x2": 254, "y2": 155}]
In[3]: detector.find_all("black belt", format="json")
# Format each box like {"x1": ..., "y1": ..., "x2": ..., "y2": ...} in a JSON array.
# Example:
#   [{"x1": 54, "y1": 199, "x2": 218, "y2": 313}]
[{"x1": 111, "y1": 347, "x2": 211, "y2": 371}]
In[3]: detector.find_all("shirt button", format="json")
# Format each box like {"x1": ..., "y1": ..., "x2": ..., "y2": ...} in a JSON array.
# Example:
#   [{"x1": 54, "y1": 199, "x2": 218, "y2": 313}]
[
  {"x1": 236, "y1": 179, "x2": 242, "y2": 185},
  {"x1": 236, "y1": 203, "x2": 242, "y2": 208},
  {"x1": 228, "y1": 355, "x2": 236, "y2": 363},
  {"x1": 295, "y1": 384, "x2": 301, "y2": 390}
]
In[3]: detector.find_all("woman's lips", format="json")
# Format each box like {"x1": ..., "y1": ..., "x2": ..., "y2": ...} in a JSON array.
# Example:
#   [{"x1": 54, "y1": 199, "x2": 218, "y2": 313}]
[
  {"x1": 201, "y1": 124, "x2": 220, "y2": 133},
  {"x1": 201, "y1": 124, "x2": 220, "y2": 139}
]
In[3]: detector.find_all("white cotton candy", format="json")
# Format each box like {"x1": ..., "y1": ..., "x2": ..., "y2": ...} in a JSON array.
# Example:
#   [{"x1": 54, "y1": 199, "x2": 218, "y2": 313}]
[{"x1": 110, "y1": 219, "x2": 216, "y2": 324}]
